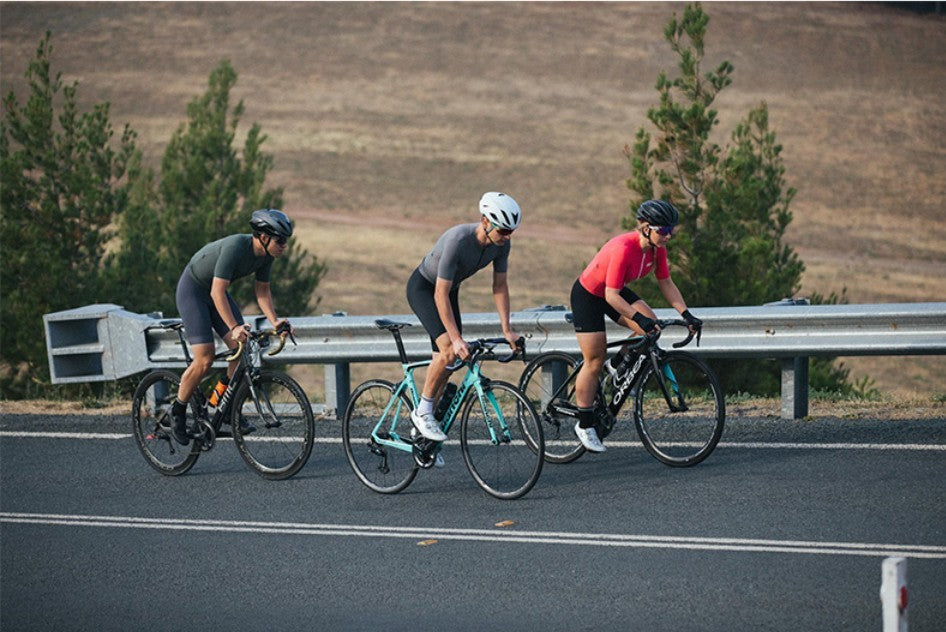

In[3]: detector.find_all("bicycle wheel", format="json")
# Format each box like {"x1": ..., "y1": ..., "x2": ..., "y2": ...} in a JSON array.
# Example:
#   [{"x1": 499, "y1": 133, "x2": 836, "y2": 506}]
[
  {"x1": 460, "y1": 380, "x2": 544, "y2": 500},
  {"x1": 634, "y1": 351, "x2": 725, "y2": 467},
  {"x1": 231, "y1": 371, "x2": 315, "y2": 480},
  {"x1": 518, "y1": 352, "x2": 585, "y2": 463},
  {"x1": 342, "y1": 379, "x2": 419, "y2": 494},
  {"x1": 132, "y1": 370, "x2": 200, "y2": 476}
]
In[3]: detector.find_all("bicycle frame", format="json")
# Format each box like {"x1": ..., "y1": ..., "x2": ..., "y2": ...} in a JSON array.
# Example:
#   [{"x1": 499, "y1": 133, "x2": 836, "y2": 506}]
[
  {"x1": 166, "y1": 325, "x2": 286, "y2": 437},
  {"x1": 370, "y1": 353, "x2": 512, "y2": 455},
  {"x1": 545, "y1": 324, "x2": 691, "y2": 421}
]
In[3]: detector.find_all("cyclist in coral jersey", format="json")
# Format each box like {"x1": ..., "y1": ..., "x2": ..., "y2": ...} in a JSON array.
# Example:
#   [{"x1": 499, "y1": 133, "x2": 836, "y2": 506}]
[{"x1": 569, "y1": 200, "x2": 702, "y2": 453}]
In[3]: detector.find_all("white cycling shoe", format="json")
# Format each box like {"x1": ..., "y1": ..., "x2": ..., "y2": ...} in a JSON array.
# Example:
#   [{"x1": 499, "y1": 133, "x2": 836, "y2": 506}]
[
  {"x1": 574, "y1": 422, "x2": 607, "y2": 453},
  {"x1": 411, "y1": 409, "x2": 448, "y2": 442}
]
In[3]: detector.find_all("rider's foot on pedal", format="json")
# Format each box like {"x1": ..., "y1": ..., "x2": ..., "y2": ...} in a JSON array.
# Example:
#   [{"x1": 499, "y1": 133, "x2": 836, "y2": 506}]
[
  {"x1": 169, "y1": 408, "x2": 190, "y2": 446},
  {"x1": 411, "y1": 409, "x2": 447, "y2": 442},
  {"x1": 236, "y1": 416, "x2": 256, "y2": 435},
  {"x1": 574, "y1": 422, "x2": 606, "y2": 453}
]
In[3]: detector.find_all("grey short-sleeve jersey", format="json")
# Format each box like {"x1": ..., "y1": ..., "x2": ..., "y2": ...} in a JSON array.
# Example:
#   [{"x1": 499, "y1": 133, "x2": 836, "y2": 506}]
[
  {"x1": 417, "y1": 223, "x2": 509, "y2": 285},
  {"x1": 186, "y1": 234, "x2": 273, "y2": 289}
]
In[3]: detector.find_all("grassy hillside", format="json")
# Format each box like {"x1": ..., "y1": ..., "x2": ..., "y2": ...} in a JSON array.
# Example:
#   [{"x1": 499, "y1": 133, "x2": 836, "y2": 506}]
[{"x1": 2, "y1": 2, "x2": 944, "y2": 396}]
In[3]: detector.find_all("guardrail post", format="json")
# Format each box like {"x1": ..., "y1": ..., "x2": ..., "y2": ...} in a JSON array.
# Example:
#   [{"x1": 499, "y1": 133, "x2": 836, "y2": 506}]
[
  {"x1": 325, "y1": 362, "x2": 350, "y2": 419},
  {"x1": 780, "y1": 356, "x2": 809, "y2": 420},
  {"x1": 880, "y1": 556, "x2": 908, "y2": 632}
]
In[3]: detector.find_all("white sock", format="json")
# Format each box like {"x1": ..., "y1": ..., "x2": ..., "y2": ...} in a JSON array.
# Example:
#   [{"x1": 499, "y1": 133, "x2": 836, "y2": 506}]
[{"x1": 418, "y1": 396, "x2": 435, "y2": 417}]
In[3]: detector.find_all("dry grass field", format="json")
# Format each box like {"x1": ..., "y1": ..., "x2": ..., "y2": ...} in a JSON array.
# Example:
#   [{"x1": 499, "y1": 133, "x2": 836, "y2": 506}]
[{"x1": 2, "y1": 2, "x2": 944, "y2": 398}]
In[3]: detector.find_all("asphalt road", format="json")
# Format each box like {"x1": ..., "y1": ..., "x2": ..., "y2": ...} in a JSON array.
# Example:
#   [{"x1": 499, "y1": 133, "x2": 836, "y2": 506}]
[{"x1": 1, "y1": 412, "x2": 944, "y2": 631}]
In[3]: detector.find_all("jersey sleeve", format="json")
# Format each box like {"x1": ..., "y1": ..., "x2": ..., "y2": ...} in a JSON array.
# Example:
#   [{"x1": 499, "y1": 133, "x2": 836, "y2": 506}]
[
  {"x1": 604, "y1": 243, "x2": 632, "y2": 290},
  {"x1": 436, "y1": 238, "x2": 460, "y2": 282},
  {"x1": 213, "y1": 241, "x2": 242, "y2": 281},
  {"x1": 654, "y1": 246, "x2": 670, "y2": 280}
]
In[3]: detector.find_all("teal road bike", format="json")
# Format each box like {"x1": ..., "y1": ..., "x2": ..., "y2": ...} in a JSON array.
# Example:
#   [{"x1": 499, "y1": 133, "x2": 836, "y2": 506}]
[{"x1": 342, "y1": 319, "x2": 544, "y2": 500}]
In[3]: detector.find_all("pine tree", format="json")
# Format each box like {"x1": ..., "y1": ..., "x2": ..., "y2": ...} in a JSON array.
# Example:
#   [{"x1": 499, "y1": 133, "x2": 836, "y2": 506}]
[
  {"x1": 624, "y1": 4, "x2": 807, "y2": 394},
  {"x1": 1, "y1": 32, "x2": 142, "y2": 394}
]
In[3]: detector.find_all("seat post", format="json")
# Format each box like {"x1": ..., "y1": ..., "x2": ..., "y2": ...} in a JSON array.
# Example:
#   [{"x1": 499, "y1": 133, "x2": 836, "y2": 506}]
[{"x1": 390, "y1": 328, "x2": 410, "y2": 365}]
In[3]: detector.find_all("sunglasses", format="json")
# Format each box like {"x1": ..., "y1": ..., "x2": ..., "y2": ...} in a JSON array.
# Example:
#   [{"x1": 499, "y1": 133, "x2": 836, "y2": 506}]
[
  {"x1": 650, "y1": 225, "x2": 675, "y2": 237},
  {"x1": 274, "y1": 235, "x2": 288, "y2": 246},
  {"x1": 490, "y1": 222, "x2": 514, "y2": 237}
]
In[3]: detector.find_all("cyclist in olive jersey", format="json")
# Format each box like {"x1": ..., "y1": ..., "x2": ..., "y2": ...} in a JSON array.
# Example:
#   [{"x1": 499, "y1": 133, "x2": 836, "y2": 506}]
[
  {"x1": 168, "y1": 209, "x2": 296, "y2": 445},
  {"x1": 406, "y1": 192, "x2": 523, "y2": 445},
  {"x1": 569, "y1": 200, "x2": 702, "y2": 453}
]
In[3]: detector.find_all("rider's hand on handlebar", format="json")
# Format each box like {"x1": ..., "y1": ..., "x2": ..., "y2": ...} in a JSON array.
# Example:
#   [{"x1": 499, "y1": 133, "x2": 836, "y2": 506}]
[
  {"x1": 631, "y1": 311, "x2": 659, "y2": 334},
  {"x1": 452, "y1": 337, "x2": 470, "y2": 361},
  {"x1": 681, "y1": 309, "x2": 703, "y2": 334},
  {"x1": 273, "y1": 318, "x2": 295, "y2": 336},
  {"x1": 230, "y1": 324, "x2": 250, "y2": 342},
  {"x1": 503, "y1": 330, "x2": 522, "y2": 352}
]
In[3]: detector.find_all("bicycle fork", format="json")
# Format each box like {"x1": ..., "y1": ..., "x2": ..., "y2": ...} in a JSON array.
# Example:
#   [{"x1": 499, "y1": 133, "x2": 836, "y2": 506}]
[
  {"x1": 476, "y1": 379, "x2": 512, "y2": 445},
  {"x1": 650, "y1": 353, "x2": 688, "y2": 413}
]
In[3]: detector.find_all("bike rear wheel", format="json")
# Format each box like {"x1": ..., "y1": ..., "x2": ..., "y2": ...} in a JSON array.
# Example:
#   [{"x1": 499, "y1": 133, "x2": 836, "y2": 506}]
[
  {"x1": 634, "y1": 352, "x2": 725, "y2": 467},
  {"x1": 518, "y1": 352, "x2": 585, "y2": 464},
  {"x1": 460, "y1": 380, "x2": 544, "y2": 500},
  {"x1": 231, "y1": 371, "x2": 315, "y2": 480},
  {"x1": 342, "y1": 380, "x2": 419, "y2": 494},
  {"x1": 132, "y1": 370, "x2": 201, "y2": 476}
]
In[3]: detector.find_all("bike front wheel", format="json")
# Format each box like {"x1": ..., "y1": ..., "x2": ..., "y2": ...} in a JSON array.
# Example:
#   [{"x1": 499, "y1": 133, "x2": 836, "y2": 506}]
[
  {"x1": 132, "y1": 370, "x2": 201, "y2": 476},
  {"x1": 342, "y1": 379, "x2": 419, "y2": 494},
  {"x1": 634, "y1": 352, "x2": 725, "y2": 467},
  {"x1": 231, "y1": 371, "x2": 315, "y2": 480},
  {"x1": 518, "y1": 352, "x2": 585, "y2": 464},
  {"x1": 460, "y1": 380, "x2": 544, "y2": 500}
]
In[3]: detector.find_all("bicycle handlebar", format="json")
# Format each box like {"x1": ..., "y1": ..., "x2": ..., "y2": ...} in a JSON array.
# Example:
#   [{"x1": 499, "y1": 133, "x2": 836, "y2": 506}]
[
  {"x1": 445, "y1": 336, "x2": 526, "y2": 372},
  {"x1": 224, "y1": 326, "x2": 296, "y2": 362}
]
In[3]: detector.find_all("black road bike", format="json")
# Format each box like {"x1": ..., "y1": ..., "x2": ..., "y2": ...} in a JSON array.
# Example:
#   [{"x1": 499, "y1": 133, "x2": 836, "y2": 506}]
[
  {"x1": 518, "y1": 318, "x2": 724, "y2": 466},
  {"x1": 132, "y1": 322, "x2": 315, "y2": 480}
]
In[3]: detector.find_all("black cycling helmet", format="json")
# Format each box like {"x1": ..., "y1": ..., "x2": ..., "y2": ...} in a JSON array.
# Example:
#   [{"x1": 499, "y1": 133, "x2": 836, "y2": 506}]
[
  {"x1": 250, "y1": 209, "x2": 293, "y2": 239},
  {"x1": 636, "y1": 200, "x2": 679, "y2": 227}
]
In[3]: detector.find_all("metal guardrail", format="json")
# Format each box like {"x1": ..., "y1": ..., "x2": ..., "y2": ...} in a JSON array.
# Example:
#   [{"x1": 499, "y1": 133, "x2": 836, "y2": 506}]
[{"x1": 44, "y1": 301, "x2": 946, "y2": 419}]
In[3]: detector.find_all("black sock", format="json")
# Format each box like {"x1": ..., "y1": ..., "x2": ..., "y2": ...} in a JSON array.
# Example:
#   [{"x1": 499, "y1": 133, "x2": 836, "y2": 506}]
[
  {"x1": 172, "y1": 398, "x2": 186, "y2": 417},
  {"x1": 578, "y1": 407, "x2": 596, "y2": 429}
]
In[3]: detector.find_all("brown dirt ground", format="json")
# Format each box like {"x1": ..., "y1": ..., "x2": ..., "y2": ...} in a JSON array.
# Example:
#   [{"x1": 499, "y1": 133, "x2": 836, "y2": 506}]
[{"x1": 1, "y1": 2, "x2": 944, "y2": 398}]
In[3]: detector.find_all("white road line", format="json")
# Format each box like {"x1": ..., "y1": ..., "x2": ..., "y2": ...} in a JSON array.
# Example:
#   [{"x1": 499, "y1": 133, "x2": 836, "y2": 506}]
[
  {"x1": 2, "y1": 512, "x2": 944, "y2": 559},
  {"x1": 2, "y1": 431, "x2": 944, "y2": 451}
]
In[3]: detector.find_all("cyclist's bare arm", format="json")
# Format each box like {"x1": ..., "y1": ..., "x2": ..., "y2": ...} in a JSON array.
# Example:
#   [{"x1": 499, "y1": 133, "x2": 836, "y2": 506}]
[
  {"x1": 254, "y1": 280, "x2": 292, "y2": 334},
  {"x1": 657, "y1": 276, "x2": 689, "y2": 315},
  {"x1": 491, "y1": 271, "x2": 519, "y2": 347},
  {"x1": 604, "y1": 286, "x2": 658, "y2": 334},
  {"x1": 434, "y1": 277, "x2": 468, "y2": 359},
  {"x1": 211, "y1": 276, "x2": 248, "y2": 342}
]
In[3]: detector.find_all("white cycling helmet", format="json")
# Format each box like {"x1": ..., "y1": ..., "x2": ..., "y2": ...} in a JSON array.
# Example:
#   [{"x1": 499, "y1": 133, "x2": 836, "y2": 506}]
[{"x1": 479, "y1": 191, "x2": 521, "y2": 231}]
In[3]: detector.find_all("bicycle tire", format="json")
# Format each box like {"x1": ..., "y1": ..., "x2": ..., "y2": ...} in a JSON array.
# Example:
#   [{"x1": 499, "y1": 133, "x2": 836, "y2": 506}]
[
  {"x1": 231, "y1": 371, "x2": 315, "y2": 480},
  {"x1": 634, "y1": 351, "x2": 725, "y2": 467},
  {"x1": 460, "y1": 380, "x2": 544, "y2": 500},
  {"x1": 132, "y1": 370, "x2": 201, "y2": 476},
  {"x1": 518, "y1": 351, "x2": 586, "y2": 464},
  {"x1": 342, "y1": 379, "x2": 419, "y2": 494}
]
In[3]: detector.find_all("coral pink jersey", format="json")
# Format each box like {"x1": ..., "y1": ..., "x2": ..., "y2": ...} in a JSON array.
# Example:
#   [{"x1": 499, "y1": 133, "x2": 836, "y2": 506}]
[{"x1": 578, "y1": 231, "x2": 670, "y2": 297}]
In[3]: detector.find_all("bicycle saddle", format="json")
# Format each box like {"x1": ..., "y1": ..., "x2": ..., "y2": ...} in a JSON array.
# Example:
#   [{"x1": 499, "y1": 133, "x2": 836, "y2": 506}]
[{"x1": 375, "y1": 319, "x2": 412, "y2": 331}]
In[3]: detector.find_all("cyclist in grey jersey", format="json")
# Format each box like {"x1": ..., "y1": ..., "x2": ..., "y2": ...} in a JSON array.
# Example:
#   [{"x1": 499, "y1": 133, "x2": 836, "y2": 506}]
[
  {"x1": 406, "y1": 192, "x2": 523, "y2": 443},
  {"x1": 168, "y1": 209, "x2": 295, "y2": 446},
  {"x1": 416, "y1": 223, "x2": 510, "y2": 287}
]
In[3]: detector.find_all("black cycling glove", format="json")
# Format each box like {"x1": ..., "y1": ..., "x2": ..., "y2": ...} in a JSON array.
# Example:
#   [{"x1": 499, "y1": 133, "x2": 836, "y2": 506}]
[
  {"x1": 631, "y1": 311, "x2": 657, "y2": 333},
  {"x1": 681, "y1": 309, "x2": 703, "y2": 330}
]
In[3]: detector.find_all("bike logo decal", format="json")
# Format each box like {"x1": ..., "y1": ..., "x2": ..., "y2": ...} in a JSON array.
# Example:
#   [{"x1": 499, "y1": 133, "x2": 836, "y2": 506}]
[{"x1": 613, "y1": 354, "x2": 646, "y2": 405}]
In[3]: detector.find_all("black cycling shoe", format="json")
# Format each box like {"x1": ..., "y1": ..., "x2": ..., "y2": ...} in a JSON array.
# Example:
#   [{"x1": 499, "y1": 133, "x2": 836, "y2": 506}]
[
  {"x1": 236, "y1": 416, "x2": 257, "y2": 435},
  {"x1": 169, "y1": 410, "x2": 190, "y2": 446}
]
